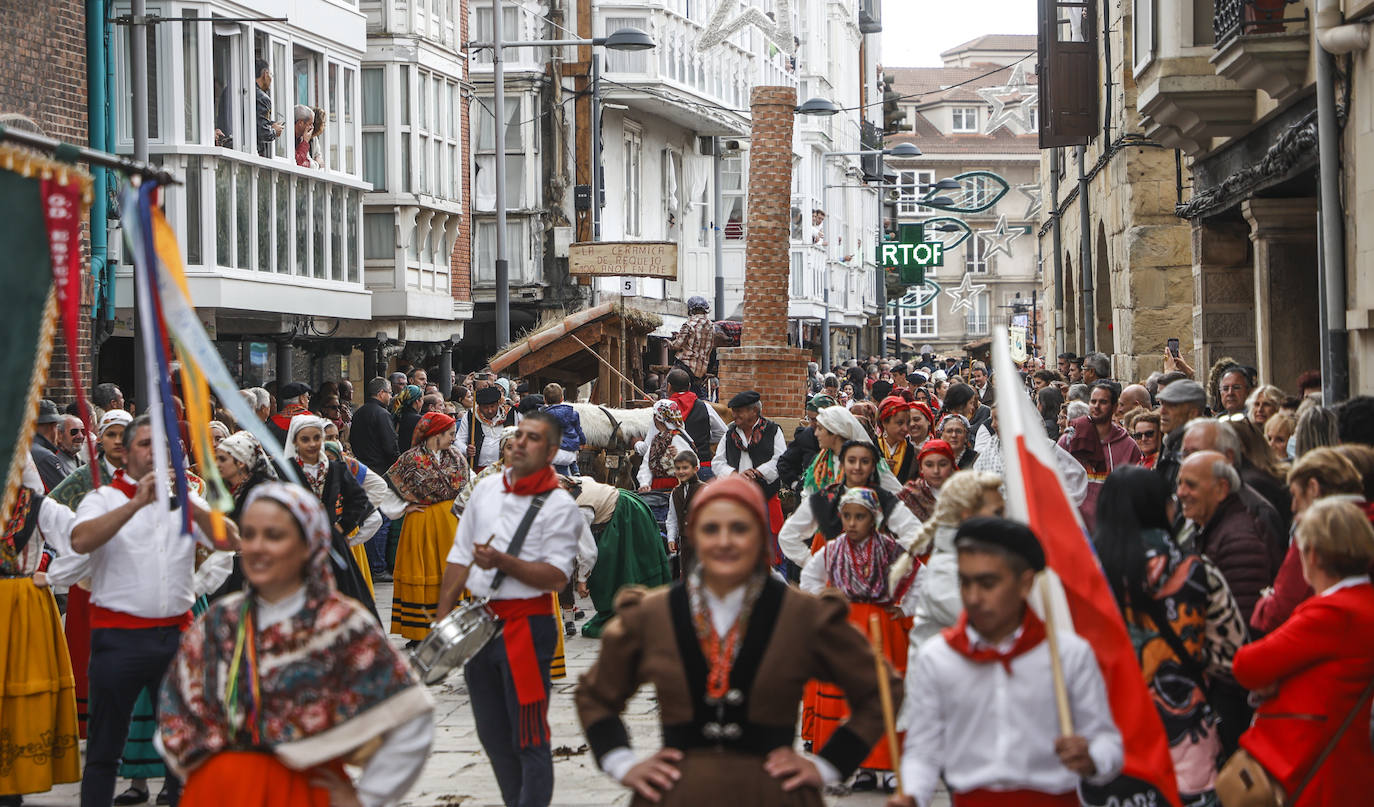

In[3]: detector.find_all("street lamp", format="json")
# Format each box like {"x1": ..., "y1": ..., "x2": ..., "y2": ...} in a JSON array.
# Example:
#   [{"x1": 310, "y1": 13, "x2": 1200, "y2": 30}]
[
  {"x1": 795, "y1": 97, "x2": 841, "y2": 116},
  {"x1": 469, "y1": 14, "x2": 655, "y2": 348}
]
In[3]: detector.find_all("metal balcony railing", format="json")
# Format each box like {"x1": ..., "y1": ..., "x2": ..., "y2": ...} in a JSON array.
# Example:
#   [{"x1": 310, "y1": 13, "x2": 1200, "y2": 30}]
[{"x1": 1214, "y1": 0, "x2": 1306, "y2": 47}]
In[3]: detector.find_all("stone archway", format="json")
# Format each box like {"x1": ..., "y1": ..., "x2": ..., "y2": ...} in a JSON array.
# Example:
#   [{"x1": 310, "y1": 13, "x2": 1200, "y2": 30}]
[
  {"x1": 1063, "y1": 251, "x2": 1078, "y2": 354},
  {"x1": 1096, "y1": 222, "x2": 1112, "y2": 355}
]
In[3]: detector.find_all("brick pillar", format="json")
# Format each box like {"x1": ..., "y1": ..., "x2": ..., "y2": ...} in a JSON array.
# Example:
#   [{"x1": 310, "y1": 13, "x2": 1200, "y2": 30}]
[{"x1": 716, "y1": 86, "x2": 809, "y2": 420}]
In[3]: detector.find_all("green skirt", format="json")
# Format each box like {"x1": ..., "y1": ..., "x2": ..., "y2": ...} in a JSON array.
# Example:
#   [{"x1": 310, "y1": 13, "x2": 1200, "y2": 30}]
[{"x1": 582, "y1": 492, "x2": 672, "y2": 638}]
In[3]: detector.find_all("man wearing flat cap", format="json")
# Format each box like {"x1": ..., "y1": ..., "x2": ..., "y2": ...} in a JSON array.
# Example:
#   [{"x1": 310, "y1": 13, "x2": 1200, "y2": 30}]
[
  {"x1": 713, "y1": 390, "x2": 788, "y2": 540},
  {"x1": 890, "y1": 517, "x2": 1123, "y2": 807},
  {"x1": 457, "y1": 384, "x2": 516, "y2": 472},
  {"x1": 1153, "y1": 378, "x2": 1207, "y2": 492},
  {"x1": 31, "y1": 398, "x2": 76, "y2": 492},
  {"x1": 266, "y1": 381, "x2": 312, "y2": 444},
  {"x1": 667, "y1": 296, "x2": 715, "y2": 395}
]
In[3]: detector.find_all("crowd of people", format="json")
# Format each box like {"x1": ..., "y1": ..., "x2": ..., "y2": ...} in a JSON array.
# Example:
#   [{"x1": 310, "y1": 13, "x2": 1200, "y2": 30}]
[{"x1": 3, "y1": 340, "x2": 1373, "y2": 807}]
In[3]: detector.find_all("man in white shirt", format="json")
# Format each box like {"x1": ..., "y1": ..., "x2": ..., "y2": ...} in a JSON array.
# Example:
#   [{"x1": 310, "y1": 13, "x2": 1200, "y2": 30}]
[
  {"x1": 457, "y1": 385, "x2": 516, "y2": 472},
  {"x1": 70, "y1": 415, "x2": 240, "y2": 807},
  {"x1": 888, "y1": 517, "x2": 1122, "y2": 807},
  {"x1": 437, "y1": 412, "x2": 583, "y2": 807},
  {"x1": 712, "y1": 390, "x2": 788, "y2": 544}
]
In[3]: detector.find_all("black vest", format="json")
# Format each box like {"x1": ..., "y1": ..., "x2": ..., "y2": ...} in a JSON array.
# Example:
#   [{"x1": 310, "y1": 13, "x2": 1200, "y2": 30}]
[
  {"x1": 683, "y1": 400, "x2": 712, "y2": 457},
  {"x1": 468, "y1": 409, "x2": 514, "y2": 462},
  {"x1": 724, "y1": 420, "x2": 781, "y2": 497}
]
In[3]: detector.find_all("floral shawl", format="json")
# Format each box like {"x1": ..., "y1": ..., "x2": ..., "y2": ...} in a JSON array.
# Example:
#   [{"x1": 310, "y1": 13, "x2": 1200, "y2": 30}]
[
  {"x1": 899, "y1": 477, "x2": 937, "y2": 521},
  {"x1": 387, "y1": 444, "x2": 469, "y2": 505},
  {"x1": 158, "y1": 483, "x2": 431, "y2": 777}
]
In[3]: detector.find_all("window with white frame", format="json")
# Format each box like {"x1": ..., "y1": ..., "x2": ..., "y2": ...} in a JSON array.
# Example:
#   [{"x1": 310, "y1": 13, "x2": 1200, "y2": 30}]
[
  {"x1": 361, "y1": 68, "x2": 386, "y2": 190},
  {"x1": 966, "y1": 232, "x2": 989, "y2": 274},
  {"x1": 966, "y1": 291, "x2": 989, "y2": 334},
  {"x1": 325, "y1": 62, "x2": 357, "y2": 173},
  {"x1": 475, "y1": 220, "x2": 533, "y2": 285},
  {"x1": 623, "y1": 125, "x2": 643, "y2": 236},
  {"x1": 901, "y1": 298, "x2": 937, "y2": 337},
  {"x1": 471, "y1": 3, "x2": 521, "y2": 64},
  {"x1": 898, "y1": 169, "x2": 935, "y2": 215},
  {"x1": 951, "y1": 107, "x2": 978, "y2": 133},
  {"x1": 474, "y1": 94, "x2": 529, "y2": 210},
  {"x1": 413, "y1": 69, "x2": 459, "y2": 199},
  {"x1": 722, "y1": 154, "x2": 746, "y2": 240},
  {"x1": 605, "y1": 17, "x2": 650, "y2": 72}
]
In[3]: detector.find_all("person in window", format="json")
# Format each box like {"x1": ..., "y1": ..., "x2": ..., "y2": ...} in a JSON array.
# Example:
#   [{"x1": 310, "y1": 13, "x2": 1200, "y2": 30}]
[
  {"x1": 307, "y1": 107, "x2": 326, "y2": 169},
  {"x1": 811, "y1": 208, "x2": 826, "y2": 245},
  {"x1": 253, "y1": 60, "x2": 284, "y2": 157},
  {"x1": 293, "y1": 105, "x2": 314, "y2": 167}
]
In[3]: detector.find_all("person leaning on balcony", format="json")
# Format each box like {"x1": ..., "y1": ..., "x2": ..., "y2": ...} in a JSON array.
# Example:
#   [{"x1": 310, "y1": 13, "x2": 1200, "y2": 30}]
[
  {"x1": 293, "y1": 105, "x2": 314, "y2": 167},
  {"x1": 253, "y1": 60, "x2": 284, "y2": 157}
]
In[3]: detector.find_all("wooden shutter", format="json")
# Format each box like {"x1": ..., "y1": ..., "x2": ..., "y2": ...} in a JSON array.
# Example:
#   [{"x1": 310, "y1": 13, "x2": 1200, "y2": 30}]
[{"x1": 1038, "y1": 0, "x2": 1099, "y2": 148}]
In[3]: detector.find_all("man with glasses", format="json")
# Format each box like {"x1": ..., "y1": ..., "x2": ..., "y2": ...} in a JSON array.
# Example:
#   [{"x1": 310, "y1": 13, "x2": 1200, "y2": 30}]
[
  {"x1": 1126, "y1": 411, "x2": 1162, "y2": 469},
  {"x1": 1217, "y1": 365, "x2": 1255, "y2": 417},
  {"x1": 57, "y1": 414, "x2": 87, "y2": 469}
]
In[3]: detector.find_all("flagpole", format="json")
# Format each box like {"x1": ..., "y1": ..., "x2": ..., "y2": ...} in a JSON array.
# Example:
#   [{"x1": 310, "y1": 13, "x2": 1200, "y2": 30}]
[{"x1": 1039, "y1": 575, "x2": 1074, "y2": 737}]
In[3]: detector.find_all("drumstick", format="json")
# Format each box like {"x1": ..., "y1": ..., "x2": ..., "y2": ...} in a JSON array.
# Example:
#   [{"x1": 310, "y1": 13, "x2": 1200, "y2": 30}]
[{"x1": 867, "y1": 613, "x2": 904, "y2": 796}]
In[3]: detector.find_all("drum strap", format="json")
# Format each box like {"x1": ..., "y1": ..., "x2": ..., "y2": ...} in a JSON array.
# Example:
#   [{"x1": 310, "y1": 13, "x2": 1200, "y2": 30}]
[{"x1": 489, "y1": 492, "x2": 550, "y2": 594}]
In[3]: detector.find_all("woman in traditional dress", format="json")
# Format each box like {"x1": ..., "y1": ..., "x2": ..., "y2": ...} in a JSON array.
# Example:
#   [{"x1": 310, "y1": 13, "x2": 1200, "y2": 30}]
[
  {"x1": 935, "y1": 413, "x2": 978, "y2": 470},
  {"x1": 0, "y1": 489, "x2": 81, "y2": 806},
  {"x1": 322, "y1": 439, "x2": 383, "y2": 600},
  {"x1": 391, "y1": 384, "x2": 424, "y2": 451},
  {"x1": 802, "y1": 405, "x2": 900, "y2": 497},
  {"x1": 576, "y1": 475, "x2": 898, "y2": 806},
  {"x1": 779, "y1": 440, "x2": 924, "y2": 572},
  {"x1": 452, "y1": 426, "x2": 518, "y2": 516},
  {"x1": 385, "y1": 411, "x2": 469, "y2": 643},
  {"x1": 906, "y1": 401, "x2": 935, "y2": 451},
  {"x1": 156, "y1": 483, "x2": 434, "y2": 806},
  {"x1": 799, "y1": 487, "x2": 912, "y2": 791},
  {"x1": 876, "y1": 396, "x2": 917, "y2": 483},
  {"x1": 210, "y1": 431, "x2": 277, "y2": 602},
  {"x1": 898, "y1": 439, "x2": 956, "y2": 521},
  {"x1": 284, "y1": 416, "x2": 379, "y2": 620},
  {"x1": 635, "y1": 400, "x2": 694, "y2": 534}
]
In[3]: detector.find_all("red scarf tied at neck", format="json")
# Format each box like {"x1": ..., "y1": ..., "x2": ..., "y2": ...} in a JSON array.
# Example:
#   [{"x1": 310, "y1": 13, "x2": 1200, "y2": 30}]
[
  {"x1": 941, "y1": 607, "x2": 1047, "y2": 674},
  {"x1": 503, "y1": 465, "x2": 560, "y2": 496}
]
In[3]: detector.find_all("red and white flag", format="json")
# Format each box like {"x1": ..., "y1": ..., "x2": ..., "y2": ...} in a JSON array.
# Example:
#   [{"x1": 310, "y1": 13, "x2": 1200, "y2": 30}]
[{"x1": 992, "y1": 327, "x2": 1181, "y2": 807}]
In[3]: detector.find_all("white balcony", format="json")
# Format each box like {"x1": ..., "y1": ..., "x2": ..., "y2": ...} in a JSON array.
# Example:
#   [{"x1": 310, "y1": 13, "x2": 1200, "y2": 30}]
[
  {"x1": 117, "y1": 149, "x2": 372, "y2": 320},
  {"x1": 598, "y1": 1, "x2": 798, "y2": 135}
]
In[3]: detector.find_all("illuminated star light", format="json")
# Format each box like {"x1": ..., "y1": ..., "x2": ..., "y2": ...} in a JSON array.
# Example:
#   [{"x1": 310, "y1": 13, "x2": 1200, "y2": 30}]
[
  {"x1": 1015, "y1": 182, "x2": 1042, "y2": 220},
  {"x1": 975, "y1": 215, "x2": 1024, "y2": 261},
  {"x1": 698, "y1": 0, "x2": 796, "y2": 54},
  {"x1": 945, "y1": 272, "x2": 988, "y2": 314},
  {"x1": 977, "y1": 63, "x2": 1037, "y2": 135}
]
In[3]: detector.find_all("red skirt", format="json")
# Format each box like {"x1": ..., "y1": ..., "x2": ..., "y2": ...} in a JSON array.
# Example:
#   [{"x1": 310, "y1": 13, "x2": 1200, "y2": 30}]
[
  {"x1": 181, "y1": 752, "x2": 349, "y2": 806},
  {"x1": 64, "y1": 586, "x2": 91, "y2": 739},
  {"x1": 800, "y1": 601, "x2": 910, "y2": 771},
  {"x1": 953, "y1": 789, "x2": 1078, "y2": 807}
]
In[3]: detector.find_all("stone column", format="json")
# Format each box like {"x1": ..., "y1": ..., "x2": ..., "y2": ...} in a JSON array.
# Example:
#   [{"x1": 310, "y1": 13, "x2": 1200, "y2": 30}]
[
  {"x1": 716, "y1": 86, "x2": 810, "y2": 419},
  {"x1": 1191, "y1": 218, "x2": 1256, "y2": 378},
  {"x1": 1242, "y1": 198, "x2": 1319, "y2": 390},
  {"x1": 275, "y1": 335, "x2": 295, "y2": 388},
  {"x1": 437, "y1": 334, "x2": 459, "y2": 399}
]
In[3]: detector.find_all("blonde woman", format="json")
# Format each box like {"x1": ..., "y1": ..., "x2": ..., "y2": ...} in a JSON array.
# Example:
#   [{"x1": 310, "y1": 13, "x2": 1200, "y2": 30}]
[{"x1": 1245, "y1": 384, "x2": 1285, "y2": 427}]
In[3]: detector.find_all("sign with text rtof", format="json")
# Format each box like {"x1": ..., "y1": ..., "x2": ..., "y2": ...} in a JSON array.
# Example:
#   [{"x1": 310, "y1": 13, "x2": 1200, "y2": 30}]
[
  {"x1": 569, "y1": 241, "x2": 679, "y2": 279},
  {"x1": 877, "y1": 223, "x2": 944, "y2": 285}
]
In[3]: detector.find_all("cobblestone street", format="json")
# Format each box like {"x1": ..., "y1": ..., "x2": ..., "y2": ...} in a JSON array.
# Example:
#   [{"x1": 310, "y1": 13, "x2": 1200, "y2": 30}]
[{"x1": 34, "y1": 582, "x2": 940, "y2": 806}]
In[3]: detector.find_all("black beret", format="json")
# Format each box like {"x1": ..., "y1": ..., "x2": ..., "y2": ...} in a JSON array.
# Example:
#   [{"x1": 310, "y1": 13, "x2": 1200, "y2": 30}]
[
  {"x1": 517, "y1": 394, "x2": 545, "y2": 414},
  {"x1": 280, "y1": 382, "x2": 311, "y2": 399},
  {"x1": 475, "y1": 386, "x2": 503, "y2": 406},
  {"x1": 728, "y1": 390, "x2": 761, "y2": 409},
  {"x1": 908, "y1": 372, "x2": 928, "y2": 385},
  {"x1": 954, "y1": 516, "x2": 1046, "y2": 572},
  {"x1": 870, "y1": 380, "x2": 893, "y2": 401}
]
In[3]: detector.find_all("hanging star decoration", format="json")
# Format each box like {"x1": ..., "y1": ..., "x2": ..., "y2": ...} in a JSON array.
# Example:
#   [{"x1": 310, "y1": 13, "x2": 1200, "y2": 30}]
[
  {"x1": 975, "y1": 215, "x2": 1024, "y2": 261},
  {"x1": 977, "y1": 63, "x2": 1037, "y2": 135},
  {"x1": 1015, "y1": 182, "x2": 1042, "y2": 220},
  {"x1": 945, "y1": 272, "x2": 988, "y2": 314},
  {"x1": 698, "y1": 0, "x2": 796, "y2": 54}
]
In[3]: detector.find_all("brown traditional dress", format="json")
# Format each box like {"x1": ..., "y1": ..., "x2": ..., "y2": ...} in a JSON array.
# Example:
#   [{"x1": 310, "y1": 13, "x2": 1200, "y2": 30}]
[{"x1": 576, "y1": 576, "x2": 897, "y2": 806}]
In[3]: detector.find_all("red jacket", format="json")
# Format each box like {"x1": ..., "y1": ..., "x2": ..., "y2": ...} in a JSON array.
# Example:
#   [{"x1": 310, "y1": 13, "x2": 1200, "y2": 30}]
[{"x1": 1233, "y1": 581, "x2": 1374, "y2": 805}]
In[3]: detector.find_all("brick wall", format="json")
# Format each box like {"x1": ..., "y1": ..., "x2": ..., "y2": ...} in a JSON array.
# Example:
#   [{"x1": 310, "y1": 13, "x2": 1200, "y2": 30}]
[
  {"x1": 1, "y1": 0, "x2": 92, "y2": 408},
  {"x1": 716, "y1": 86, "x2": 809, "y2": 419},
  {"x1": 450, "y1": 0, "x2": 472, "y2": 304}
]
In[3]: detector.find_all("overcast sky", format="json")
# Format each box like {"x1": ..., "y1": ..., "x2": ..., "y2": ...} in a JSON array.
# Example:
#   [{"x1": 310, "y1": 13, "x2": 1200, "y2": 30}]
[{"x1": 880, "y1": 1, "x2": 1038, "y2": 67}]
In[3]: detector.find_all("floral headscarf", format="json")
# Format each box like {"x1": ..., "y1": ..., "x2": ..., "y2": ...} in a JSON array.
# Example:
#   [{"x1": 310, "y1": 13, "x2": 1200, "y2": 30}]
[
  {"x1": 390, "y1": 384, "x2": 423, "y2": 421},
  {"x1": 158, "y1": 481, "x2": 431, "y2": 779},
  {"x1": 411, "y1": 411, "x2": 456, "y2": 448},
  {"x1": 838, "y1": 486, "x2": 885, "y2": 528},
  {"x1": 827, "y1": 485, "x2": 901, "y2": 603},
  {"x1": 653, "y1": 399, "x2": 684, "y2": 428}
]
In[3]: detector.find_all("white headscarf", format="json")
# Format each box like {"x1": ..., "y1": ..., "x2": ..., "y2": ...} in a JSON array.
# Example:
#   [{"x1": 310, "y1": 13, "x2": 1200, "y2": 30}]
[
  {"x1": 815, "y1": 405, "x2": 872, "y2": 445},
  {"x1": 97, "y1": 408, "x2": 133, "y2": 436},
  {"x1": 283, "y1": 415, "x2": 329, "y2": 460}
]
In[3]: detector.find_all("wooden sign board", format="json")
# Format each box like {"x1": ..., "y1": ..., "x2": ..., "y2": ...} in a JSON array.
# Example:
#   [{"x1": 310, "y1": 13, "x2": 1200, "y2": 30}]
[{"x1": 568, "y1": 241, "x2": 678, "y2": 279}]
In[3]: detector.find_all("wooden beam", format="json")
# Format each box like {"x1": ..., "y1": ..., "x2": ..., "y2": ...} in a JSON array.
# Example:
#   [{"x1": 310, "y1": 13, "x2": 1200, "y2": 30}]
[
  {"x1": 513, "y1": 322, "x2": 606, "y2": 376},
  {"x1": 574, "y1": 0, "x2": 593, "y2": 243}
]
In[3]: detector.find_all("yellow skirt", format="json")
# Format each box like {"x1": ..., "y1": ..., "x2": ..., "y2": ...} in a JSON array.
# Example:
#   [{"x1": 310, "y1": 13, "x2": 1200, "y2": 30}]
[
  {"x1": 350, "y1": 543, "x2": 375, "y2": 599},
  {"x1": 0, "y1": 578, "x2": 81, "y2": 795},
  {"x1": 391, "y1": 501, "x2": 458, "y2": 640}
]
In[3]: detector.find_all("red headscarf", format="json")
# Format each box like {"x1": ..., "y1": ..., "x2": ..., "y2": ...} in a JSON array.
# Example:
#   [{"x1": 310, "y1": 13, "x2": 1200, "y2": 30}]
[
  {"x1": 411, "y1": 411, "x2": 456, "y2": 447},
  {"x1": 909, "y1": 402, "x2": 936, "y2": 428},
  {"x1": 916, "y1": 438, "x2": 956, "y2": 470},
  {"x1": 878, "y1": 395, "x2": 912, "y2": 423}
]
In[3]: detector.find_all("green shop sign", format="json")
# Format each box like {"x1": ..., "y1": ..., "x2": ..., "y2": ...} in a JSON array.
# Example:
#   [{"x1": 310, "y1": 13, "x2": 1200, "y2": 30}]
[{"x1": 878, "y1": 223, "x2": 944, "y2": 284}]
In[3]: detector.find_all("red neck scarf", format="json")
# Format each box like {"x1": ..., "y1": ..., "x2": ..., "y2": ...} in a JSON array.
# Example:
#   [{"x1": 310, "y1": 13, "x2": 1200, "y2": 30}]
[
  {"x1": 503, "y1": 465, "x2": 560, "y2": 496},
  {"x1": 942, "y1": 608, "x2": 1047, "y2": 674},
  {"x1": 669, "y1": 390, "x2": 698, "y2": 418},
  {"x1": 110, "y1": 469, "x2": 138, "y2": 499}
]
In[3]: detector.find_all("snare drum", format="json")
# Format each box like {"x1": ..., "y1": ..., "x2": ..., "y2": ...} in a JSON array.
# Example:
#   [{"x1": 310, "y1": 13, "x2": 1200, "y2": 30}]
[{"x1": 409, "y1": 600, "x2": 502, "y2": 685}]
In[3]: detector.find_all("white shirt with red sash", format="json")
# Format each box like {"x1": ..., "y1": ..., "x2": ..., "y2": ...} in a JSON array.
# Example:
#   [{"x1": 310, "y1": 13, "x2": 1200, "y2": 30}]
[
  {"x1": 72, "y1": 470, "x2": 209, "y2": 627},
  {"x1": 898, "y1": 608, "x2": 1123, "y2": 807}
]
